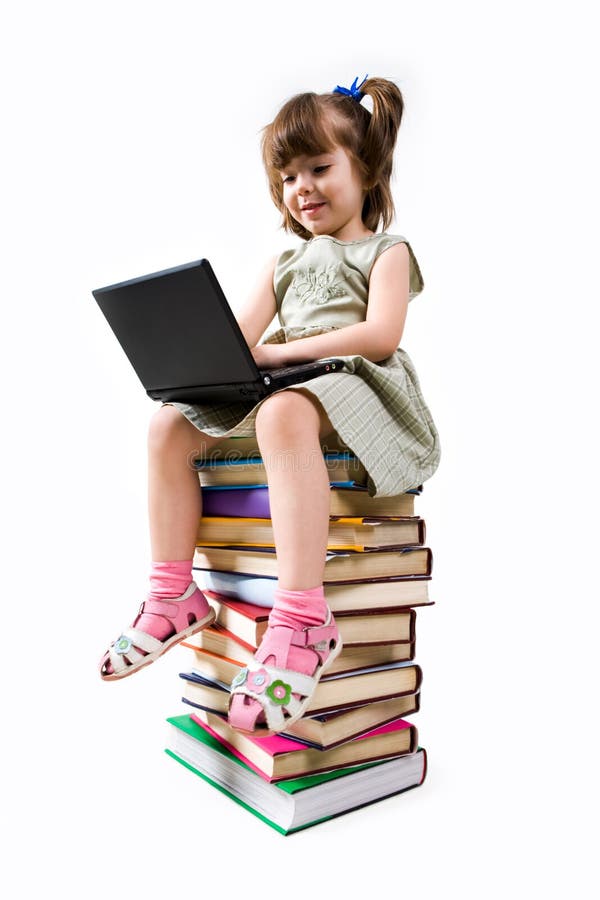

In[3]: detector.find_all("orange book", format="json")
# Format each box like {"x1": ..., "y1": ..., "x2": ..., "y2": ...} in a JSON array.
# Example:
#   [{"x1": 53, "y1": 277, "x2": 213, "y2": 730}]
[{"x1": 197, "y1": 515, "x2": 425, "y2": 551}]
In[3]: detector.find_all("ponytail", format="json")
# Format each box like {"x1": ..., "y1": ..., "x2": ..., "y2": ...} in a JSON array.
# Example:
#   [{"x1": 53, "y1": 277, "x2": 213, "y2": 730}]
[{"x1": 358, "y1": 78, "x2": 404, "y2": 232}]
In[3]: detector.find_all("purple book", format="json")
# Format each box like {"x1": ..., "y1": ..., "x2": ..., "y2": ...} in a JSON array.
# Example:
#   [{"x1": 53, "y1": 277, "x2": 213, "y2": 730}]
[
  {"x1": 201, "y1": 484, "x2": 371, "y2": 518},
  {"x1": 201, "y1": 484, "x2": 422, "y2": 519},
  {"x1": 202, "y1": 486, "x2": 271, "y2": 518}
]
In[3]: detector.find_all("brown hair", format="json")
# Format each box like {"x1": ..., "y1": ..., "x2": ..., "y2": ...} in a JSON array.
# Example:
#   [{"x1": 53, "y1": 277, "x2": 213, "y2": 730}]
[{"x1": 261, "y1": 77, "x2": 404, "y2": 240}]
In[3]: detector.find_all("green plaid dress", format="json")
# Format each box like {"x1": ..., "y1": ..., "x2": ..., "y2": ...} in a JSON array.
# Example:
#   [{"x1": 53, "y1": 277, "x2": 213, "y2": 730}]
[{"x1": 169, "y1": 233, "x2": 440, "y2": 497}]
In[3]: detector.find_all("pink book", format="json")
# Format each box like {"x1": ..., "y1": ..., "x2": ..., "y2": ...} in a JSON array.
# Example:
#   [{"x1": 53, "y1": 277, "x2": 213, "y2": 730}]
[{"x1": 190, "y1": 711, "x2": 417, "y2": 782}]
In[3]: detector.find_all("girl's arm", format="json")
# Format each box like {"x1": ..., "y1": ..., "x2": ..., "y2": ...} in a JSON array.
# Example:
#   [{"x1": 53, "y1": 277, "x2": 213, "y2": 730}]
[
  {"x1": 251, "y1": 243, "x2": 410, "y2": 367},
  {"x1": 235, "y1": 256, "x2": 279, "y2": 348}
]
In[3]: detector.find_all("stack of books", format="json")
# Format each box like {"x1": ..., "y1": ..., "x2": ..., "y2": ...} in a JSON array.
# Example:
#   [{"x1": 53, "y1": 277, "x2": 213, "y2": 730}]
[{"x1": 165, "y1": 436, "x2": 433, "y2": 834}]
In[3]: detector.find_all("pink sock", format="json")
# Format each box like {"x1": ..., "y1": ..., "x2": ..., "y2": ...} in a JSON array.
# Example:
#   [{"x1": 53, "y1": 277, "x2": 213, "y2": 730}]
[
  {"x1": 268, "y1": 586, "x2": 329, "y2": 630},
  {"x1": 135, "y1": 559, "x2": 194, "y2": 640},
  {"x1": 148, "y1": 560, "x2": 194, "y2": 600},
  {"x1": 251, "y1": 586, "x2": 332, "y2": 690}
]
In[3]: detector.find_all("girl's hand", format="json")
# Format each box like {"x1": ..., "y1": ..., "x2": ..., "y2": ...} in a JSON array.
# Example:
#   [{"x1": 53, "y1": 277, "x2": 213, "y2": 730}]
[{"x1": 251, "y1": 343, "x2": 289, "y2": 369}]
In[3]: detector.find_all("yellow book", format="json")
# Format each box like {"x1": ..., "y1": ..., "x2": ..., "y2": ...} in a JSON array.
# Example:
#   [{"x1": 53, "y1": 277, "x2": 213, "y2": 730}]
[{"x1": 197, "y1": 516, "x2": 425, "y2": 551}]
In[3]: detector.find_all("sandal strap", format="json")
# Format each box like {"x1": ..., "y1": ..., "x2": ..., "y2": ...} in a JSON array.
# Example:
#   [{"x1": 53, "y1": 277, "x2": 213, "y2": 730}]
[
  {"x1": 262, "y1": 694, "x2": 303, "y2": 732},
  {"x1": 107, "y1": 627, "x2": 163, "y2": 673},
  {"x1": 123, "y1": 626, "x2": 163, "y2": 653},
  {"x1": 230, "y1": 692, "x2": 303, "y2": 733},
  {"x1": 290, "y1": 621, "x2": 338, "y2": 649},
  {"x1": 137, "y1": 583, "x2": 206, "y2": 633},
  {"x1": 228, "y1": 614, "x2": 342, "y2": 735},
  {"x1": 251, "y1": 662, "x2": 316, "y2": 696},
  {"x1": 254, "y1": 620, "x2": 337, "y2": 669},
  {"x1": 230, "y1": 661, "x2": 317, "y2": 732},
  {"x1": 230, "y1": 675, "x2": 306, "y2": 733},
  {"x1": 108, "y1": 642, "x2": 141, "y2": 673},
  {"x1": 114, "y1": 627, "x2": 163, "y2": 655},
  {"x1": 231, "y1": 662, "x2": 316, "y2": 698}
]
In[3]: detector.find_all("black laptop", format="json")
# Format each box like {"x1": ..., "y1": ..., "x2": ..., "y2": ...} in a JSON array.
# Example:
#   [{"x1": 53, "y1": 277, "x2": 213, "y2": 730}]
[{"x1": 92, "y1": 259, "x2": 346, "y2": 403}]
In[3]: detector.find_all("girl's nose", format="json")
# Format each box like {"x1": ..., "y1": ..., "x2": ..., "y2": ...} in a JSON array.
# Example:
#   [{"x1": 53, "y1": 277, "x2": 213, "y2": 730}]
[{"x1": 296, "y1": 172, "x2": 313, "y2": 194}]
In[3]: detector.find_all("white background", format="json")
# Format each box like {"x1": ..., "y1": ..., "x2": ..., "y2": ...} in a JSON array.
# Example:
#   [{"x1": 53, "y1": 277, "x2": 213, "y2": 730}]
[{"x1": 1, "y1": 1, "x2": 598, "y2": 897}]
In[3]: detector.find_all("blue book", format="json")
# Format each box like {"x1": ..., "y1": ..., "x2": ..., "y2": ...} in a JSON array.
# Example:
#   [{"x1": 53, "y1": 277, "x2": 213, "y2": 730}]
[{"x1": 194, "y1": 453, "x2": 368, "y2": 488}]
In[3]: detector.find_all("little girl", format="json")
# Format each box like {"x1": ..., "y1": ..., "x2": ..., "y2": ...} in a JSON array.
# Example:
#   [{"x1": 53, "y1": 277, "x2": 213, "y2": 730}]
[{"x1": 100, "y1": 75, "x2": 440, "y2": 737}]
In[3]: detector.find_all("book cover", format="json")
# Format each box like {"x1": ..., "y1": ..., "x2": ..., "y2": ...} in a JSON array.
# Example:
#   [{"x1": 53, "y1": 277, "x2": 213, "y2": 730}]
[
  {"x1": 196, "y1": 515, "x2": 425, "y2": 551},
  {"x1": 184, "y1": 625, "x2": 415, "y2": 676},
  {"x1": 165, "y1": 714, "x2": 427, "y2": 834},
  {"x1": 201, "y1": 484, "x2": 419, "y2": 519},
  {"x1": 179, "y1": 678, "x2": 421, "y2": 749},
  {"x1": 194, "y1": 545, "x2": 432, "y2": 581},
  {"x1": 181, "y1": 658, "x2": 423, "y2": 715},
  {"x1": 189, "y1": 709, "x2": 418, "y2": 782},
  {"x1": 205, "y1": 592, "x2": 416, "y2": 647},
  {"x1": 194, "y1": 569, "x2": 432, "y2": 611},
  {"x1": 194, "y1": 453, "x2": 368, "y2": 488}
]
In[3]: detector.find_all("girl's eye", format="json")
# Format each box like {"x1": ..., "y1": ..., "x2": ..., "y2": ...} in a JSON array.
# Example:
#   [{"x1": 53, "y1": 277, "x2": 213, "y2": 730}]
[
  {"x1": 282, "y1": 175, "x2": 296, "y2": 184},
  {"x1": 314, "y1": 165, "x2": 330, "y2": 174}
]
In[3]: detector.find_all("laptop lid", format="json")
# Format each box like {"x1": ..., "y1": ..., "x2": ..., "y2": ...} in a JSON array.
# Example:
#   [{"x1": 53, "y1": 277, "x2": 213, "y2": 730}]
[{"x1": 92, "y1": 259, "x2": 261, "y2": 395}]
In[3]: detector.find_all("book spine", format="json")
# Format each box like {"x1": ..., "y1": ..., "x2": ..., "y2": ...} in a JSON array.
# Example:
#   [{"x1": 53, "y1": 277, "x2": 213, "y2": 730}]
[
  {"x1": 196, "y1": 570, "x2": 276, "y2": 607},
  {"x1": 202, "y1": 488, "x2": 271, "y2": 518}
]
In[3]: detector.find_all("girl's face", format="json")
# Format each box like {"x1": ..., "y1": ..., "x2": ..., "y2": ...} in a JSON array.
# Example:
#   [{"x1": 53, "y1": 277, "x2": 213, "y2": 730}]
[{"x1": 280, "y1": 145, "x2": 371, "y2": 242}]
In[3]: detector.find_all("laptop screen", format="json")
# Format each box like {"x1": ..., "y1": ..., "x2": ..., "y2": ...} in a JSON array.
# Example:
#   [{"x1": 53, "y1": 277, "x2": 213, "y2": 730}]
[{"x1": 93, "y1": 260, "x2": 260, "y2": 392}]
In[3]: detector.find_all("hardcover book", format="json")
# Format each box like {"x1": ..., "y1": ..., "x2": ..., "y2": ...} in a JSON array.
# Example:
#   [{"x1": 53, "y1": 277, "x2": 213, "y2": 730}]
[
  {"x1": 195, "y1": 452, "x2": 367, "y2": 488},
  {"x1": 184, "y1": 625, "x2": 415, "y2": 677},
  {"x1": 205, "y1": 593, "x2": 416, "y2": 647},
  {"x1": 195, "y1": 569, "x2": 432, "y2": 611},
  {"x1": 166, "y1": 713, "x2": 427, "y2": 834},
  {"x1": 196, "y1": 515, "x2": 425, "y2": 551},
  {"x1": 189, "y1": 709, "x2": 418, "y2": 781},
  {"x1": 194, "y1": 545, "x2": 432, "y2": 582},
  {"x1": 181, "y1": 658, "x2": 423, "y2": 715},
  {"x1": 179, "y1": 674, "x2": 421, "y2": 749},
  {"x1": 201, "y1": 484, "x2": 419, "y2": 519}
]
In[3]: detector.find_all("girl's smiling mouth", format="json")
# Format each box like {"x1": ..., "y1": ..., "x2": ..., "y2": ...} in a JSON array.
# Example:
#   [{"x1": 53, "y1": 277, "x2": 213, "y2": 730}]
[{"x1": 302, "y1": 202, "x2": 326, "y2": 215}]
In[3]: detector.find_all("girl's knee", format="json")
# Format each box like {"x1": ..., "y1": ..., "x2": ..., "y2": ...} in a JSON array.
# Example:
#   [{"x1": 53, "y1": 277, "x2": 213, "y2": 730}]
[
  {"x1": 255, "y1": 390, "x2": 326, "y2": 439},
  {"x1": 148, "y1": 405, "x2": 205, "y2": 454},
  {"x1": 149, "y1": 404, "x2": 186, "y2": 440}
]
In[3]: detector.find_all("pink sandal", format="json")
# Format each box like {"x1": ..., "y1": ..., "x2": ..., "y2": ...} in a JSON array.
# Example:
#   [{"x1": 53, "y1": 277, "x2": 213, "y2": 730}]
[
  {"x1": 228, "y1": 612, "x2": 342, "y2": 736},
  {"x1": 99, "y1": 582, "x2": 215, "y2": 681}
]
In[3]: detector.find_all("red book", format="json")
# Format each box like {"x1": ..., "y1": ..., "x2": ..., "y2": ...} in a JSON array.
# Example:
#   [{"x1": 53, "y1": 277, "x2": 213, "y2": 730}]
[{"x1": 204, "y1": 592, "x2": 416, "y2": 647}]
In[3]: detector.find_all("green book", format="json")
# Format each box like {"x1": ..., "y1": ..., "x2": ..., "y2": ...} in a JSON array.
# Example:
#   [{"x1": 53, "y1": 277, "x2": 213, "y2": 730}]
[{"x1": 166, "y1": 714, "x2": 427, "y2": 835}]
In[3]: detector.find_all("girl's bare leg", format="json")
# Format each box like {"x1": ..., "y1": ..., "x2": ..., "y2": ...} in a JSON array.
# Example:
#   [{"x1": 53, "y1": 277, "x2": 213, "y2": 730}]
[
  {"x1": 254, "y1": 390, "x2": 334, "y2": 590},
  {"x1": 227, "y1": 391, "x2": 339, "y2": 732},
  {"x1": 148, "y1": 404, "x2": 222, "y2": 559},
  {"x1": 100, "y1": 405, "x2": 223, "y2": 677}
]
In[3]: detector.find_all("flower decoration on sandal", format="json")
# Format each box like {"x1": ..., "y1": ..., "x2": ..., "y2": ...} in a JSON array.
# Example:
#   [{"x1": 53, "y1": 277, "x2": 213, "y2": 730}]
[
  {"x1": 114, "y1": 635, "x2": 133, "y2": 655},
  {"x1": 266, "y1": 679, "x2": 292, "y2": 706},
  {"x1": 228, "y1": 613, "x2": 343, "y2": 736},
  {"x1": 231, "y1": 667, "x2": 249, "y2": 690},
  {"x1": 247, "y1": 668, "x2": 270, "y2": 694}
]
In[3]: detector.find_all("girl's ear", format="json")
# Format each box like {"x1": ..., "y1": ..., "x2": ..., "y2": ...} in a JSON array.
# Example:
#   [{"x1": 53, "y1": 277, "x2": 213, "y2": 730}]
[
  {"x1": 361, "y1": 174, "x2": 377, "y2": 193},
  {"x1": 352, "y1": 156, "x2": 372, "y2": 191}
]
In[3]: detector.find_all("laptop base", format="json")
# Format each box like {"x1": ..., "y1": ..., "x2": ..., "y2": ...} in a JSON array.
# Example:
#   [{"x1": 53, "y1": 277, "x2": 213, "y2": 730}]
[{"x1": 148, "y1": 359, "x2": 345, "y2": 404}]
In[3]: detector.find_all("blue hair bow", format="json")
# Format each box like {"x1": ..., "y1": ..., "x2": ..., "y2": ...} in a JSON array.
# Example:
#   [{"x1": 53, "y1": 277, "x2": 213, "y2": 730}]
[{"x1": 333, "y1": 74, "x2": 368, "y2": 102}]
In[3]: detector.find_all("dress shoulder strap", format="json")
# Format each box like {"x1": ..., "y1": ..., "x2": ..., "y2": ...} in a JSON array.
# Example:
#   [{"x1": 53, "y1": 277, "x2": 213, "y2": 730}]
[{"x1": 353, "y1": 233, "x2": 425, "y2": 302}]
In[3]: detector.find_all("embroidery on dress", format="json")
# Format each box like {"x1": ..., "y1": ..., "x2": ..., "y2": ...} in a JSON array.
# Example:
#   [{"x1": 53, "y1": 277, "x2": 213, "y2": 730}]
[{"x1": 291, "y1": 264, "x2": 346, "y2": 305}]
